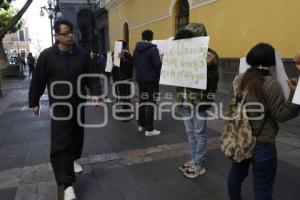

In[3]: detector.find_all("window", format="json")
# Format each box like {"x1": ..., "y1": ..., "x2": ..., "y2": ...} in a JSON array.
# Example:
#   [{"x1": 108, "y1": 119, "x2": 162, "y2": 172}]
[
  {"x1": 175, "y1": 0, "x2": 190, "y2": 32},
  {"x1": 19, "y1": 30, "x2": 25, "y2": 41}
]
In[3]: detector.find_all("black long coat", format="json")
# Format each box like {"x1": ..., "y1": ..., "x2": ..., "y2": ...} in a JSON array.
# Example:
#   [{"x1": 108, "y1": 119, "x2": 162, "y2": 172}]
[{"x1": 29, "y1": 44, "x2": 101, "y2": 108}]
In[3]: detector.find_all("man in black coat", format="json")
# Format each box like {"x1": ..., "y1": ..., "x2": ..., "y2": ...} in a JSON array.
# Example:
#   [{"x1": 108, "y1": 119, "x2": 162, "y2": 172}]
[
  {"x1": 28, "y1": 19, "x2": 101, "y2": 200},
  {"x1": 133, "y1": 30, "x2": 162, "y2": 136}
]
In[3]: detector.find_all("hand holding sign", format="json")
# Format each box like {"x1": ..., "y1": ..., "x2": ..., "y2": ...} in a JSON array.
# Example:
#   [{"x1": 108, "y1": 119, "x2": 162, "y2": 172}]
[
  {"x1": 105, "y1": 52, "x2": 113, "y2": 72},
  {"x1": 207, "y1": 52, "x2": 216, "y2": 65},
  {"x1": 287, "y1": 79, "x2": 298, "y2": 91},
  {"x1": 292, "y1": 76, "x2": 300, "y2": 105},
  {"x1": 293, "y1": 53, "x2": 300, "y2": 71}
]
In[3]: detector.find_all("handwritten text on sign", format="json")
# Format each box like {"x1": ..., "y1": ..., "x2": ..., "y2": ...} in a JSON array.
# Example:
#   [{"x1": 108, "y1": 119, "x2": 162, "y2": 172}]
[{"x1": 159, "y1": 37, "x2": 209, "y2": 89}]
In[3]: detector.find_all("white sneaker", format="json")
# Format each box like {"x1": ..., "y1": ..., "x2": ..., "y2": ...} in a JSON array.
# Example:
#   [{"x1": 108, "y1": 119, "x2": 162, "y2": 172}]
[
  {"x1": 184, "y1": 165, "x2": 206, "y2": 179},
  {"x1": 179, "y1": 160, "x2": 195, "y2": 172},
  {"x1": 74, "y1": 161, "x2": 83, "y2": 174},
  {"x1": 145, "y1": 129, "x2": 161, "y2": 136},
  {"x1": 138, "y1": 126, "x2": 145, "y2": 132},
  {"x1": 104, "y1": 98, "x2": 113, "y2": 103},
  {"x1": 64, "y1": 186, "x2": 76, "y2": 200}
]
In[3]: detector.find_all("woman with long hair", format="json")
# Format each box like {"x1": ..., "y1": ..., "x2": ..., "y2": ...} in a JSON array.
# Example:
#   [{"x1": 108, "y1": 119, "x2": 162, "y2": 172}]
[{"x1": 227, "y1": 43, "x2": 300, "y2": 200}]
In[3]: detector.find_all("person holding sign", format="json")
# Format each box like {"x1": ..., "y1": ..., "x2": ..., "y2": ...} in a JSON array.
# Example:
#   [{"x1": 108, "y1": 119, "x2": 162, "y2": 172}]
[
  {"x1": 175, "y1": 23, "x2": 219, "y2": 179},
  {"x1": 112, "y1": 40, "x2": 133, "y2": 118},
  {"x1": 134, "y1": 30, "x2": 162, "y2": 136},
  {"x1": 96, "y1": 52, "x2": 113, "y2": 103},
  {"x1": 226, "y1": 43, "x2": 300, "y2": 200},
  {"x1": 294, "y1": 53, "x2": 300, "y2": 70}
]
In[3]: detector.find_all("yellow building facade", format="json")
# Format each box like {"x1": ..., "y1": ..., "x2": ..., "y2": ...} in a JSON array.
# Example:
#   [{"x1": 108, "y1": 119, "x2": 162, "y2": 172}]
[{"x1": 105, "y1": 0, "x2": 300, "y2": 58}]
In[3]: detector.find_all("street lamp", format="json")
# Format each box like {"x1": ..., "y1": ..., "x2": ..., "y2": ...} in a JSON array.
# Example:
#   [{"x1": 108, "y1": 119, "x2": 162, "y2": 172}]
[{"x1": 40, "y1": 0, "x2": 62, "y2": 45}]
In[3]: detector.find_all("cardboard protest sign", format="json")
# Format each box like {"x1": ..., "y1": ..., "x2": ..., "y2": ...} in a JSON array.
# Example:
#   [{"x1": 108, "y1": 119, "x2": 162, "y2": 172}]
[
  {"x1": 159, "y1": 37, "x2": 209, "y2": 90},
  {"x1": 292, "y1": 76, "x2": 300, "y2": 105},
  {"x1": 270, "y1": 50, "x2": 290, "y2": 100},
  {"x1": 152, "y1": 40, "x2": 167, "y2": 55},
  {"x1": 239, "y1": 57, "x2": 251, "y2": 74},
  {"x1": 105, "y1": 52, "x2": 113, "y2": 72},
  {"x1": 113, "y1": 41, "x2": 123, "y2": 67}
]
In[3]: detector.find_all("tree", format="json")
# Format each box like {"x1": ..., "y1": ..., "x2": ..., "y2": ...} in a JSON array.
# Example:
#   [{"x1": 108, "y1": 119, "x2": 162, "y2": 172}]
[{"x1": 0, "y1": 0, "x2": 33, "y2": 69}]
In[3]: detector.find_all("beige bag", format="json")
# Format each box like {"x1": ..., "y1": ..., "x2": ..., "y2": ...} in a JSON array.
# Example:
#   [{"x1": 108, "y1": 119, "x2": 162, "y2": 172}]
[{"x1": 220, "y1": 77, "x2": 256, "y2": 163}]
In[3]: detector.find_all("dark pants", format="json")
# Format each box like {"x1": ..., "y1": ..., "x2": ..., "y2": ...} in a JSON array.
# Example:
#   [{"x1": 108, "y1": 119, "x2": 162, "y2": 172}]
[
  {"x1": 0, "y1": 79, "x2": 3, "y2": 97},
  {"x1": 28, "y1": 64, "x2": 34, "y2": 77},
  {"x1": 137, "y1": 82, "x2": 159, "y2": 131},
  {"x1": 50, "y1": 105, "x2": 85, "y2": 185},
  {"x1": 228, "y1": 142, "x2": 277, "y2": 200}
]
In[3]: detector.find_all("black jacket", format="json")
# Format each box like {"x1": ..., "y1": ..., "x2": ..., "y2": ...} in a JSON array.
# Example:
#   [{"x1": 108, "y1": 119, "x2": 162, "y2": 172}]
[
  {"x1": 96, "y1": 53, "x2": 107, "y2": 74},
  {"x1": 112, "y1": 51, "x2": 133, "y2": 81},
  {"x1": 133, "y1": 42, "x2": 162, "y2": 83},
  {"x1": 29, "y1": 44, "x2": 101, "y2": 108}
]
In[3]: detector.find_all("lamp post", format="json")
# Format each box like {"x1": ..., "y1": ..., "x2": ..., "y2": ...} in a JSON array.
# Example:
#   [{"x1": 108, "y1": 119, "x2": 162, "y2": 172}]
[{"x1": 40, "y1": 0, "x2": 62, "y2": 45}]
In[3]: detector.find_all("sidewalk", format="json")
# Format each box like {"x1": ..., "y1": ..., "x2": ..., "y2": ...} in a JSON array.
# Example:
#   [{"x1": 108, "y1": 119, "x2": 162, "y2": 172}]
[{"x1": 0, "y1": 76, "x2": 299, "y2": 200}]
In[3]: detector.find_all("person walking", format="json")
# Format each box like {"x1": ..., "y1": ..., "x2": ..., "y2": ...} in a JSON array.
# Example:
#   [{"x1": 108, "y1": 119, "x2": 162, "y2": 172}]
[
  {"x1": 134, "y1": 30, "x2": 162, "y2": 136},
  {"x1": 174, "y1": 23, "x2": 219, "y2": 179},
  {"x1": 226, "y1": 43, "x2": 300, "y2": 200},
  {"x1": 27, "y1": 52, "x2": 35, "y2": 79},
  {"x1": 28, "y1": 19, "x2": 101, "y2": 200}
]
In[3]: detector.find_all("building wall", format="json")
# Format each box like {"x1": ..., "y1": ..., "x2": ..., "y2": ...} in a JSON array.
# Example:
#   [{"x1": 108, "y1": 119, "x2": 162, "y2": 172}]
[
  {"x1": 106, "y1": 0, "x2": 300, "y2": 58},
  {"x1": 3, "y1": 27, "x2": 31, "y2": 59},
  {"x1": 95, "y1": 8, "x2": 109, "y2": 53},
  {"x1": 59, "y1": 0, "x2": 98, "y2": 50}
]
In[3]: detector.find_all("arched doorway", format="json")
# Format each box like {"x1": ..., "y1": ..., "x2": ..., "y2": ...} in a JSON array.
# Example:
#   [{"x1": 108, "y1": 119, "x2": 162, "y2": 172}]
[
  {"x1": 175, "y1": 0, "x2": 190, "y2": 32},
  {"x1": 123, "y1": 22, "x2": 129, "y2": 50}
]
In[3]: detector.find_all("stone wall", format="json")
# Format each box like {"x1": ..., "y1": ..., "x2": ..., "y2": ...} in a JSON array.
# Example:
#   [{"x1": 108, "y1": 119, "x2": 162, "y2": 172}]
[{"x1": 218, "y1": 58, "x2": 300, "y2": 93}]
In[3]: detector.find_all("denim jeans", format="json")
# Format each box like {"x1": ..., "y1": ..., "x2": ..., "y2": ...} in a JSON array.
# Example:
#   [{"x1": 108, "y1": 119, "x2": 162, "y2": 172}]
[
  {"x1": 227, "y1": 142, "x2": 277, "y2": 200},
  {"x1": 180, "y1": 106, "x2": 208, "y2": 166}
]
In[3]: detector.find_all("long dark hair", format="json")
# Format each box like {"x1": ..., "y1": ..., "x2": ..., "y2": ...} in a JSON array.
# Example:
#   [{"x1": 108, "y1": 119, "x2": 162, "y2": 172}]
[{"x1": 240, "y1": 43, "x2": 275, "y2": 101}]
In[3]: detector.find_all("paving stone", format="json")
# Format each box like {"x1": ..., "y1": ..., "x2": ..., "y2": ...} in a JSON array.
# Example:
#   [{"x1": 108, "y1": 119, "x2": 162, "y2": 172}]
[
  {"x1": 2, "y1": 122, "x2": 32, "y2": 146},
  {"x1": 155, "y1": 176, "x2": 206, "y2": 200},
  {"x1": 36, "y1": 181, "x2": 57, "y2": 200},
  {"x1": 93, "y1": 167, "x2": 135, "y2": 191},
  {"x1": 121, "y1": 182, "x2": 167, "y2": 200},
  {"x1": 24, "y1": 140, "x2": 50, "y2": 166},
  {"x1": 20, "y1": 163, "x2": 54, "y2": 184},
  {"x1": 192, "y1": 191, "x2": 230, "y2": 200},
  {"x1": 126, "y1": 162, "x2": 166, "y2": 184},
  {"x1": 29, "y1": 121, "x2": 51, "y2": 142},
  {"x1": 273, "y1": 175, "x2": 300, "y2": 200},
  {"x1": 0, "y1": 122, "x2": 13, "y2": 146},
  {"x1": 0, "y1": 177, "x2": 20, "y2": 190},
  {"x1": 102, "y1": 189, "x2": 126, "y2": 200},
  {"x1": 88, "y1": 153, "x2": 119, "y2": 164},
  {"x1": 74, "y1": 173, "x2": 101, "y2": 199},
  {"x1": 83, "y1": 134, "x2": 114, "y2": 155},
  {"x1": 0, "y1": 144, "x2": 27, "y2": 171},
  {"x1": 15, "y1": 183, "x2": 38, "y2": 200},
  {"x1": 0, "y1": 187, "x2": 17, "y2": 200},
  {"x1": 83, "y1": 189, "x2": 125, "y2": 200},
  {"x1": 0, "y1": 168, "x2": 22, "y2": 190}
]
